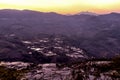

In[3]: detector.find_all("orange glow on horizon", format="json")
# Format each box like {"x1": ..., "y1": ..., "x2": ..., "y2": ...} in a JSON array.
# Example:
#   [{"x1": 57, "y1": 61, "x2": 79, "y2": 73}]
[{"x1": 0, "y1": 0, "x2": 120, "y2": 14}]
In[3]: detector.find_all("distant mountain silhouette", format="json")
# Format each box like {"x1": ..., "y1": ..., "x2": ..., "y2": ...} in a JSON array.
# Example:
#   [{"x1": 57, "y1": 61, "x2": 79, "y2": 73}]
[{"x1": 76, "y1": 11, "x2": 98, "y2": 16}]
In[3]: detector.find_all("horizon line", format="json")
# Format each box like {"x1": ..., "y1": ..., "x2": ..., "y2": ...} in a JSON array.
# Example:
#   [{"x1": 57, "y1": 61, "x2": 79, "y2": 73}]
[{"x1": 0, "y1": 8, "x2": 120, "y2": 15}]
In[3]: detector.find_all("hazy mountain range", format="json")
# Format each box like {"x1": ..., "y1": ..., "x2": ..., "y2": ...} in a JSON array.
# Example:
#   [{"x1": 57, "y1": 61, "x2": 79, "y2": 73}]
[
  {"x1": 76, "y1": 11, "x2": 98, "y2": 16},
  {"x1": 0, "y1": 9, "x2": 120, "y2": 61}
]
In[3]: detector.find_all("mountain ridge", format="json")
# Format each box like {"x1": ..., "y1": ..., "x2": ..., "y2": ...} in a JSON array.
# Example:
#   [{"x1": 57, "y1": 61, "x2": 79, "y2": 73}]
[{"x1": 0, "y1": 9, "x2": 120, "y2": 59}]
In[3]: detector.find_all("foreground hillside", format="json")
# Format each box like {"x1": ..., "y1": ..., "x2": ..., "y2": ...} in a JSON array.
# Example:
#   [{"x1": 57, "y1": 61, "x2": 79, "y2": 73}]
[{"x1": 0, "y1": 57, "x2": 119, "y2": 80}]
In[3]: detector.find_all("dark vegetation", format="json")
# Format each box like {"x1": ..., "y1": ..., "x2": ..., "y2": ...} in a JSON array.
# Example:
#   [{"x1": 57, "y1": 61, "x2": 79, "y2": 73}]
[{"x1": 0, "y1": 66, "x2": 27, "y2": 80}]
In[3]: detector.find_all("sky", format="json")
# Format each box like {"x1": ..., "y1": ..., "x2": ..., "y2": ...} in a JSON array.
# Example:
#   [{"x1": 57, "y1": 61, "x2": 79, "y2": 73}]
[{"x1": 0, "y1": 0, "x2": 120, "y2": 14}]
